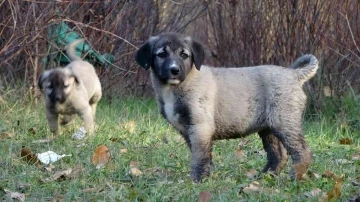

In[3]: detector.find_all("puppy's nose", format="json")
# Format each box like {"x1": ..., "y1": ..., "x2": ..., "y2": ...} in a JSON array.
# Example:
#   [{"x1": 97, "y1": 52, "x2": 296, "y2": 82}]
[{"x1": 170, "y1": 67, "x2": 180, "y2": 75}]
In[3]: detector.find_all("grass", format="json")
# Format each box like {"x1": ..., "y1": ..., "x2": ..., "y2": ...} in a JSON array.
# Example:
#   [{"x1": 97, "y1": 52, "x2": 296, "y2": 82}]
[{"x1": 0, "y1": 90, "x2": 359, "y2": 201}]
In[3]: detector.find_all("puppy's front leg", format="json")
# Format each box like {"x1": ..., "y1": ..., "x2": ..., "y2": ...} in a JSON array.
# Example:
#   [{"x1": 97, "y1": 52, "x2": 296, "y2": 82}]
[
  {"x1": 80, "y1": 105, "x2": 94, "y2": 134},
  {"x1": 188, "y1": 125, "x2": 214, "y2": 182},
  {"x1": 46, "y1": 109, "x2": 59, "y2": 135}
]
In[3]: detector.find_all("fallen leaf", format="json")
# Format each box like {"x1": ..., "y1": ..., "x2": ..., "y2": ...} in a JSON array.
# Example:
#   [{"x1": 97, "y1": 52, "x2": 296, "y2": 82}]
[
  {"x1": 339, "y1": 137, "x2": 353, "y2": 145},
  {"x1": 352, "y1": 153, "x2": 360, "y2": 161},
  {"x1": 28, "y1": 127, "x2": 37, "y2": 135},
  {"x1": 129, "y1": 161, "x2": 143, "y2": 176},
  {"x1": 44, "y1": 164, "x2": 55, "y2": 172},
  {"x1": 9, "y1": 191, "x2": 25, "y2": 202},
  {"x1": 120, "y1": 148, "x2": 128, "y2": 154},
  {"x1": 20, "y1": 146, "x2": 41, "y2": 166},
  {"x1": 323, "y1": 86, "x2": 333, "y2": 97},
  {"x1": 41, "y1": 165, "x2": 82, "y2": 183},
  {"x1": 109, "y1": 137, "x2": 119, "y2": 142},
  {"x1": 82, "y1": 187, "x2": 104, "y2": 193},
  {"x1": 236, "y1": 147, "x2": 245, "y2": 159},
  {"x1": 304, "y1": 188, "x2": 323, "y2": 198},
  {"x1": 91, "y1": 144, "x2": 111, "y2": 169},
  {"x1": 130, "y1": 161, "x2": 140, "y2": 168},
  {"x1": 0, "y1": 132, "x2": 14, "y2": 139},
  {"x1": 199, "y1": 191, "x2": 212, "y2": 202},
  {"x1": 67, "y1": 164, "x2": 83, "y2": 179},
  {"x1": 123, "y1": 120, "x2": 136, "y2": 134},
  {"x1": 323, "y1": 170, "x2": 343, "y2": 182},
  {"x1": 241, "y1": 181, "x2": 279, "y2": 195},
  {"x1": 326, "y1": 179, "x2": 343, "y2": 201},
  {"x1": 242, "y1": 181, "x2": 261, "y2": 193},
  {"x1": 245, "y1": 169, "x2": 258, "y2": 179},
  {"x1": 41, "y1": 168, "x2": 72, "y2": 183}
]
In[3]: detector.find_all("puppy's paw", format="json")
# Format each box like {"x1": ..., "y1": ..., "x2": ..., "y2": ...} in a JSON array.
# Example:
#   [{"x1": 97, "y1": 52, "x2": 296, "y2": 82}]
[{"x1": 72, "y1": 127, "x2": 86, "y2": 140}]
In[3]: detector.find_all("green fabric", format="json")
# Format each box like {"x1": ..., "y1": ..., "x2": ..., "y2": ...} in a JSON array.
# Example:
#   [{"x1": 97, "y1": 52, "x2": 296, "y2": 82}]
[{"x1": 48, "y1": 22, "x2": 114, "y2": 65}]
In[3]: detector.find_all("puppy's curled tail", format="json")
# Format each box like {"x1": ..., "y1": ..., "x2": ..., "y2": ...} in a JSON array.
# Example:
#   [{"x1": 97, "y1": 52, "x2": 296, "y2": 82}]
[
  {"x1": 290, "y1": 54, "x2": 319, "y2": 85},
  {"x1": 66, "y1": 38, "x2": 85, "y2": 61}
]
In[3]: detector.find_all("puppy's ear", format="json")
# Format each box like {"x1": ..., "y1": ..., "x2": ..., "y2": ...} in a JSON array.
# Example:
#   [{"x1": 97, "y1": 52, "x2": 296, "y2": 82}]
[
  {"x1": 38, "y1": 70, "x2": 51, "y2": 90},
  {"x1": 135, "y1": 36, "x2": 159, "y2": 70},
  {"x1": 189, "y1": 38, "x2": 205, "y2": 71},
  {"x1": 71, "y1": 74, "x2": 80, "y2": 85}
]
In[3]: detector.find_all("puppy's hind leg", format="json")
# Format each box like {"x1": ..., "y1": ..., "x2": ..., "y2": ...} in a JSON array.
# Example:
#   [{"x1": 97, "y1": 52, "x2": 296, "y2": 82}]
[
  {"x1": 272, "y1": 126, "x2": 312, "y2": 180},
  {"x1": 259, "y1": 128, "x2": 288, "y2": 175},
  {"x1": 46, "y1": 109, "x2": 59, "y2": 136}
]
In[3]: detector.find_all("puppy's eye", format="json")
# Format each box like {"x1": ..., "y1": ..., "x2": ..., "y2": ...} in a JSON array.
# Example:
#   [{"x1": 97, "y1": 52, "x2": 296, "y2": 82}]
[
  {"x1": 180, "y1": 52, "x2": 189, "y2": 60},
  {"x1": 64, "y1": 85, "x2": 69, "y2": 88},
  {"x1": 157, "y1": 52, "x2": 166, "y2": 58}
]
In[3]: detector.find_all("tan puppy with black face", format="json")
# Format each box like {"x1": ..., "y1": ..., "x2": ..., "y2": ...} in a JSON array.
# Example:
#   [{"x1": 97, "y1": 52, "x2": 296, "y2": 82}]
[{"x1": 38, "y1": 39, "x2": 102, "y2": 139}]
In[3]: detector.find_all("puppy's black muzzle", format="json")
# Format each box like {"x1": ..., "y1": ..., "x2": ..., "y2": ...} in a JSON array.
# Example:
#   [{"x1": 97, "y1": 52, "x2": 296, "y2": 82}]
[{"x1": 49, "y1": 90, "x2": 66, "y2": 103}]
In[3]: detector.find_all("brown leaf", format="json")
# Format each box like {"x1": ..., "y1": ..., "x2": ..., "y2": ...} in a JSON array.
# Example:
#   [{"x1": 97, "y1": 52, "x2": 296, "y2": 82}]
[
  {"x1": 41, "y1": 165, "x2": 82, "y2": 183},
  {"x1": 129, "y1": 161, "x2": 143, "y2": 176},
  {"x1": 67, "y1": 164, "x2": 83, "y2": 179},
  {"x1": 242, "y1": 181, "x2": 261, "y2": 194},
  {"x1": 323, "y1": 170, "x2": 343, "y2": 182},
  {"x1": 326, "y1": 179, "x2": 343, "y2": 201},
  {"x1": 199, "y1": 191, "x2": 212, "y2": 202},
  {"x1": 236, "y1": 147, "x2": 245, "y2": 159},
  {"x1": 91, "y1": 144, "x2": 111, "y2": 169},
  {"x1": 339, "y1": 138, "x2": 353, "y2": 145},
  {"x1": 120, "y1": 148, "x2": 128, "y2": 154},
  {"x1": 245, "y1": 169, "x2": 258, "y2": 179},
  {"x1": 109, "y1": 137, "x2": 119, "y2": 142},
  {"x1": 28, "y1": 127, "x2": 37, "y2": 135},
  {"x1": 44, "y1": 164, "x2": 55, "y2": 172},
  {"x1": 20, "y1": 146, "x2": 41, "y2": 166},
  {"x1": 0, "y1": 132, "x2": 14, "y2": 139}
]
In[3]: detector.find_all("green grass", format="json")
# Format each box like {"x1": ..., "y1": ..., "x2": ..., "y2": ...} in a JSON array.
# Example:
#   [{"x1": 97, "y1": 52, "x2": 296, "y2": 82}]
[{"x1": 0, "y1": 91, "x2": 359, "y2": 201}]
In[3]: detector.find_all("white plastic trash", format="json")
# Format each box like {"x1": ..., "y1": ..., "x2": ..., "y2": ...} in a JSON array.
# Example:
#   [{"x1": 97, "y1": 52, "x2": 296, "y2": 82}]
[{"x1": 36, "y1": 151, "x2": 72, "y2": 165}]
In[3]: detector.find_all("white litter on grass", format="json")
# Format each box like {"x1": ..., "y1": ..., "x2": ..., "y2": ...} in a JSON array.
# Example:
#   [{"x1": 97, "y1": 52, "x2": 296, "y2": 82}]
[
  {"x1": 36, "y1": 151, "x2": 72, "y2": 165},
  {"x1": 72, "y1": 127, "x2": 86, "y2": 140}
]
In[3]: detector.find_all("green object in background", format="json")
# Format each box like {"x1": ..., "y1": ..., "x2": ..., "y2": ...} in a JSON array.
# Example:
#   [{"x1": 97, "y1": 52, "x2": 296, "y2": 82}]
[{"x1": 48, "y1": 22, "x2": 114, "y2": 66}]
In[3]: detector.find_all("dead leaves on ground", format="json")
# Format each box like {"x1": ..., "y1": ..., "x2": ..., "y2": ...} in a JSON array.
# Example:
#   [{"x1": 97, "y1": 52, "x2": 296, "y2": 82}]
[
  {"x1": 129, "y1": 161, "x2": 143, "y2": 176},
  {"x1": 91, "y1": 144, "x2": 111, "y2": 169},
  {"x1": 41, "y1": 164, "x2": 83, "y2": 183},
  {"x1": 199, "y1": 191, "x2": 212, "y2": 202},
  {"x1": 20, "y1": 146, "x2": 41, "y2": 167},
  {"x1": 0, "y1": 187, "x2": 25, "y2": 202}
]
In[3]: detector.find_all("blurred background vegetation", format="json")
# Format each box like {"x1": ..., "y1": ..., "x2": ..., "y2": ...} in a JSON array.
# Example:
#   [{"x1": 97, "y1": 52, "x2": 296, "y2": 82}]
[{"x1": 0, "y1": 0, "x2": 359, "y2": 124}]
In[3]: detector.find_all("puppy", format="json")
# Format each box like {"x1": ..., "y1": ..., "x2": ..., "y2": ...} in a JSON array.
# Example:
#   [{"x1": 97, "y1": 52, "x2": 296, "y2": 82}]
[
  {"x1": 135, "y1": 32, "x2": 319, "y2": 182},
  {"x1": 38, "y1": 39, "x2": 102, "y2": 138}
]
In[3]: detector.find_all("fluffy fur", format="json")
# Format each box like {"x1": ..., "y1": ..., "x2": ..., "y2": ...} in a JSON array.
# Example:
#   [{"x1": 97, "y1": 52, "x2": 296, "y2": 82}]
[
  {"x1": 38, "y1": 39, "x2": 102, "y2": 136},
  {"x1": 135, "y1": 32, "x2": 319, "y2": 182}
]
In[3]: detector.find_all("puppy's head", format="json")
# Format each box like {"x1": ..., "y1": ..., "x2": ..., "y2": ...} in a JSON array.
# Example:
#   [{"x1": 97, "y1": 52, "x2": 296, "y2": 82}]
[
  {"x1": 38, "y1": 68, "x2": 79, "y2": 104},
  {"x1": 135, "y1": 32, "x2": 205, "y2": 85}
]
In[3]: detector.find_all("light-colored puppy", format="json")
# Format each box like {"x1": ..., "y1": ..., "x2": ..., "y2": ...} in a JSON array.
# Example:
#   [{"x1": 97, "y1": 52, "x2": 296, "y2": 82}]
[
  {"x1": 135, "y1": 32, "x2": 319, "y2": 182},
  {"x1": 38, "y1": 39, "x2": 102, "y2": 138}
]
